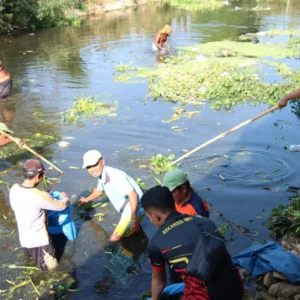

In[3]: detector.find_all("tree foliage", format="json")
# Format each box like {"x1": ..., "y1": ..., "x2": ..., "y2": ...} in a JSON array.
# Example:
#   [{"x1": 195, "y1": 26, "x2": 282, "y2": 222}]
[{"x1": 0, "y1": 0, "x2": 78, "y2": 34}]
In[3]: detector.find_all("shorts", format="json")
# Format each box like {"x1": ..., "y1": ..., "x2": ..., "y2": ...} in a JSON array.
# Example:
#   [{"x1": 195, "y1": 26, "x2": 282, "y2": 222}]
[
  {"x1": 23, "y1": 242, "x2": 58, "y2": 271},
  {"x1": 152, "y1": 43, "x2": 160, "y2": 52},
  {"x1": 113, "y1": 208, "x2": 145, "y2": 238}
]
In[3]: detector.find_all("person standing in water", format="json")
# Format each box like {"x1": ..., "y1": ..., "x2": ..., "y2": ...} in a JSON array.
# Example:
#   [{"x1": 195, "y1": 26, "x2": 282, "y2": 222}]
[
  {"x1": 152, "y1": 24, "x2": 172, "y2": 54},
  {"x1": 0, "y1": 61, "x2": 12, "y2": 99}
]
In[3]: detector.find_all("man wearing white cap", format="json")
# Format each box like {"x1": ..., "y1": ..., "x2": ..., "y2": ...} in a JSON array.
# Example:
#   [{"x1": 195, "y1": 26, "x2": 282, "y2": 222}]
[
  {"x1": 80, "y1": 150, "x2": 144, "y2": 242},
  {"x1": 0, "y1": 122, "x2": 23, "y2": 147}
]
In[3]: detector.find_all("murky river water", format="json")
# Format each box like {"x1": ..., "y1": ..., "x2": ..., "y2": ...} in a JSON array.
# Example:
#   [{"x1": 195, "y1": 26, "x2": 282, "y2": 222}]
[{"x1": 1, "y1": 1, "x2": 300, "y2": 299}]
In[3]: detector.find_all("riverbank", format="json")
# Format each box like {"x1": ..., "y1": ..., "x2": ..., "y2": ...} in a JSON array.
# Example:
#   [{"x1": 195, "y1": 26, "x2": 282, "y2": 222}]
[{"x1": 0, "y1": 0, "x2": 162, "y2": 34}]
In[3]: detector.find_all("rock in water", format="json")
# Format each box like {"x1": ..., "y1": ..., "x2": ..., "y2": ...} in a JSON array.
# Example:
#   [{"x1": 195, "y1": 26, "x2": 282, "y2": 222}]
[
  {"x1": 269, "y1": 282, "x2": 300, "y2": 298},
  {"x1": 263, "y1": 272, "x2": 276, "y2": 287}
]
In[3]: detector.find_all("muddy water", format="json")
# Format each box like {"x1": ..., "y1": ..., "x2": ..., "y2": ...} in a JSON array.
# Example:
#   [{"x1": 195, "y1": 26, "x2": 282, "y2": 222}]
[{"x1": 1, "y1": 1, "x2": 300, "y2": 299}]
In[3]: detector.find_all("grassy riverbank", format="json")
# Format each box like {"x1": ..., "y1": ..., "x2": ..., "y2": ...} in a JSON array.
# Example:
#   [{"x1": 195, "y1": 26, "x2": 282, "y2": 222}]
[{"x1": 0, "y1": 0, "x2": 158, "y2": 34}]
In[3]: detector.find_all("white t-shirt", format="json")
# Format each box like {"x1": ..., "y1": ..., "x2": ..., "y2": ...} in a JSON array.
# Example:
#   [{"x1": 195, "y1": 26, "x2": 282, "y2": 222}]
[
  {"x1": 97, "y1": 166, "x2": 143, "y2": 214},
  {"x1": 10, "y1": 184, "x2": 68, "y2": 248}
]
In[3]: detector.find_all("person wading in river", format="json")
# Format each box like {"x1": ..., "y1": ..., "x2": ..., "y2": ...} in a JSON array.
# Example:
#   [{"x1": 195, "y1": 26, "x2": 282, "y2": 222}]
[
  {"x1": 142, "y1": 186, "x2": 244, "y2": 300},
  {"x1": 152, "y1": 24, "x2": 172, "y2": 55},
  {"x1": 0, "y1": 122, "x2": 23, "y2": 148},
  {"x1": 0, "y1": 61, "x2": 12, "y2": 99},
  {"x1": 278, "y1": 88, "x2": 300, "y2": 108},
  {"x1": 10, "y1": 159, "x2": 70, "y2": 270},
  {"x1": 80, "y1": 150, "x2": 144, "y2": 242},
  {"x1": 163, "y1": 168, "x2": 209, "y2": 217}
]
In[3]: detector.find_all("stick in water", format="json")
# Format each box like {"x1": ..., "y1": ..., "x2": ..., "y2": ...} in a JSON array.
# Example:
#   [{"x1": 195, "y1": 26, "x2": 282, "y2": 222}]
[
  {"x1": 169, "y1": 105, "x2": 279, "y2": 166},
  {"x1": 0, "y1": 130, "x2": 64, "y2": 173}
]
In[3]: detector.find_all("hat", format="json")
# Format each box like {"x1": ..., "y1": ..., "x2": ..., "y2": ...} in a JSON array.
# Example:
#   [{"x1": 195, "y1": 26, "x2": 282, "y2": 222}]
[
  {"x1": 23, "y1": 159, "x2": 48, "y2": 176},
  {"x1": 163, "y1": 169, "x2": 188, "y2": 192},
  {"x1": 159, "y1": 24, "x2": 172, "y2": 34},
  {"x1": 82, "y1": 150, "x2": 102, "y2": 169},
  {"x1": 0, "y1": 122, "x2": 13, "y2": 133}
]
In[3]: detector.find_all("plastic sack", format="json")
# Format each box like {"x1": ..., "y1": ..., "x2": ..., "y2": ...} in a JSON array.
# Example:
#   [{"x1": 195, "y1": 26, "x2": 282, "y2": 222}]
[
  {"x1": 47, "y1": 191, "x2": 77, "y2": 241},
  {"x1": 232, "y1": 241, "x2": 300, "y2": 283}
]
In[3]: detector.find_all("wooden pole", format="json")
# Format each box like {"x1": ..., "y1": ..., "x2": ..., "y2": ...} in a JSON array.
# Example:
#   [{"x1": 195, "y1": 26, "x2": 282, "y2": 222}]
[
  {"x1": 0, "y1": 130, "x2": 64, "y2": 173},
  {"x1": 169, "y1": 105, "x2": 279, "y2": 167}
]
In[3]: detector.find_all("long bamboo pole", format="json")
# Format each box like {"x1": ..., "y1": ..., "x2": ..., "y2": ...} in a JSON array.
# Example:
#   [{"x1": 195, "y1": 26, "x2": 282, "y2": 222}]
[
  {"x1": 0, "y1": 130, "x2": 64, "y2": 173},
  {"x1": 169, "y1": 105, "x2": 279, "y2": 167}
]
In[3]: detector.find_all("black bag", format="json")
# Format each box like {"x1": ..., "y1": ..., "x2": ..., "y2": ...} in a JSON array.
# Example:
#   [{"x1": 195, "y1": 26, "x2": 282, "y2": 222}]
[{"x1": 186, "y1": 226, "x2": 226, "y2": 281}]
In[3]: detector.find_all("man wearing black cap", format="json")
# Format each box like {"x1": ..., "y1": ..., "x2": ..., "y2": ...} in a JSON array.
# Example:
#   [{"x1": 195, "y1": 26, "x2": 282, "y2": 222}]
[{"x1": 10, "y1": 159, "x2": 70, "y2": 270}]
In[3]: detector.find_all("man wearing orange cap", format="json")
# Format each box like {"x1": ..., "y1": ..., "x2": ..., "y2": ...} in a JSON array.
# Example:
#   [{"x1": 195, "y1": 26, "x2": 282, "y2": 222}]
[{"x1": 152, "y1": 24, "x2": 172, "y2": 54}]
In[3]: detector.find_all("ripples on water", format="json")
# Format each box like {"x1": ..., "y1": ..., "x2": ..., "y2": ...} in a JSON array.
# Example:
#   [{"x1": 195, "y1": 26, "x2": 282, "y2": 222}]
[{"x1": 1, "y1": 1, "x2": 300, "y2": 299}]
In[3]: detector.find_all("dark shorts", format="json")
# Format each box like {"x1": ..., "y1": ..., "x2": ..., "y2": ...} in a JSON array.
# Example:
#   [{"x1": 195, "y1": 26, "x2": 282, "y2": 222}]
[{"x1": 23, "y1": 242, "x2": 58, "y2": 271}]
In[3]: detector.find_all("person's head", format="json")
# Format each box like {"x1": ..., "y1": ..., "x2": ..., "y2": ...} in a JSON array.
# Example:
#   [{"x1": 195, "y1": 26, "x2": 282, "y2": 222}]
[
  {"x1": 163, "y1": 169, "x2": 191, "y2": 205},
  {"x1": 23, "y1": 159, "x2": 48, "y2": 186},
  {"x1": 82, "y1": 150, "x2": 105, "y2": 178},
  {"x1": 160, "y1": 24, "x2": 172, "y2": 35},
  {"x1": 141, "y1": 186, "x2": 175, "y2": 227}
]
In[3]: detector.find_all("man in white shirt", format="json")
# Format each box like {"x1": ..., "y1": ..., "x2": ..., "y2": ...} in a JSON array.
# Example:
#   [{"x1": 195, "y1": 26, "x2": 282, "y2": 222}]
[
  {"x1": 10, "y1": 159, "x2": 70, "y2": 270},
  {"x1": 80, "y1": 150, "x2": 144, "y2": 242}
]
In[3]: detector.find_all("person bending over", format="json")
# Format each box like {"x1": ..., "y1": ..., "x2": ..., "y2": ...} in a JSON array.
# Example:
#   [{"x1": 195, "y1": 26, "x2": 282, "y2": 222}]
[
  {"x1": 141, "y1": 186, "x2": 244, "y2": 300},
  {"x1": 10, "y1": 160, "x2": 70, "y2": 270},
  {"x1": 80, "y1": 150, "x2": 144, "y2": 242},
  {"x1": 153, "y1": 25, "x2": 172, "y2": 54}
]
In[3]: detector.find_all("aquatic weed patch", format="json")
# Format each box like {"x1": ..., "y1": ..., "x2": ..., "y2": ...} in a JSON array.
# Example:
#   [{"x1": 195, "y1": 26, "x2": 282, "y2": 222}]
[
  {"x1": 163, "y1": 0, "x2": 224, "y2": 12},
  {"x1": 63, "y1": 95, "x2": 117, "y2": 124},
  {"x1": 115, "y1": 63, "x2": 137, "y2": 72},
  {"x1": 268, "y1": 198, "x2": 300, "y2": 239},
  {"x1": 133, "y1": 41, "x2": 299, "y2": 110},
  {"x1": 150, "y1": 154, "x2": 176, "y2": 174}
]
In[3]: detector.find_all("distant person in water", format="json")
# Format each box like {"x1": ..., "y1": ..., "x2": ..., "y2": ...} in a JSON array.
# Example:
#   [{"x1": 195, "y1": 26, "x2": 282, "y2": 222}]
[
  {"x1": 278, "y1": 88, "x2": 300, "y2": 108},
  {"x1": 0, "y1": 122, "x2": 23, "y2": 148},
  {"x1": 152, "y1": 24, "x2": 172, "y2": 55},
  {"x1": 0, "y1": 61, "x2": 12, "y2": 99}
]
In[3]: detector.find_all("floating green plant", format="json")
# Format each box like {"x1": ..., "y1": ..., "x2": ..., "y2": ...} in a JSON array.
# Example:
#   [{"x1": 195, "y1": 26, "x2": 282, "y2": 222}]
[
  {"x1": 150, "y1": 154, "x2": 176, "y2": 174},
  {"x1": 268, "y1": 197, "x2": 300, "y2": 238},
  {"x1": 63, "y1": 95, "x2": 117, "y2": 124}
]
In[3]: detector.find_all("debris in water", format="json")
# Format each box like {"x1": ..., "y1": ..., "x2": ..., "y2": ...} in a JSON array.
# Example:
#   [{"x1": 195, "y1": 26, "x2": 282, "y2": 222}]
[
  {"x1": 207, "y1": 158, "x2": 218, "y2": 165},
  {"x1": 57, "y1": 141, "x2": 71, "y2": 148},
  {"x1": 218, "y1": 173, "x2": 226, "y2": 181}
]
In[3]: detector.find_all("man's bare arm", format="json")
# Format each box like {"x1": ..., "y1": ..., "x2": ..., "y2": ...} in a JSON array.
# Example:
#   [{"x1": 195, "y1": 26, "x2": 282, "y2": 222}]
[
  {"x1": 80, "y1": 188, "x2": 103, "y2": 204},
  {"x1": 279, "y1": 88, "x2": 300, "y2": 108},
  {"x1": 151, "y1": 268, "x2": 166, "y2": 300}
]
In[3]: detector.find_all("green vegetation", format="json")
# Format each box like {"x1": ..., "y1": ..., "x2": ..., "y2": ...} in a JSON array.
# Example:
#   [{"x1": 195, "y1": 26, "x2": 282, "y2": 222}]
[
  {"x1": 268, "y1": 198, "x2": 300, "y2": 239},
  {"x1": 63, "y1": 95, "x2": 117, "y2": 124},
  {"x1": 0, "y1": 0, "x2": 83, "y2": 34},
  {"x1": 163, "y1": 0, "x2": 224, "y2": 12},
  {"x1": 136, "y1": 177, "x2": 147, "y2": 191},
  {"x1": 150, "y1": 154, "x2": 176, "y2": 174},
  {"x1": 123, "y1": 40, "x2": 300, "y2": 110},
  {"x1": 115, "y1": 63, "x2": 137, "y2": 72}
]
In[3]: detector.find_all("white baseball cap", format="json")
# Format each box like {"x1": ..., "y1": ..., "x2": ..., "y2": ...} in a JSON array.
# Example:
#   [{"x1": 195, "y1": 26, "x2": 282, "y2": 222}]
[{"x1": 82, "y1": 150, "x2": 102, "y2": 169}]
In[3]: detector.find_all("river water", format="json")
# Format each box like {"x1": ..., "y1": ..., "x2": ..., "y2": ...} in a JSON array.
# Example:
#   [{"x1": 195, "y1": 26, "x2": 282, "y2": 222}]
[{"x1": 1, "y1": 1, "x2": 300, "y2": 299}]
